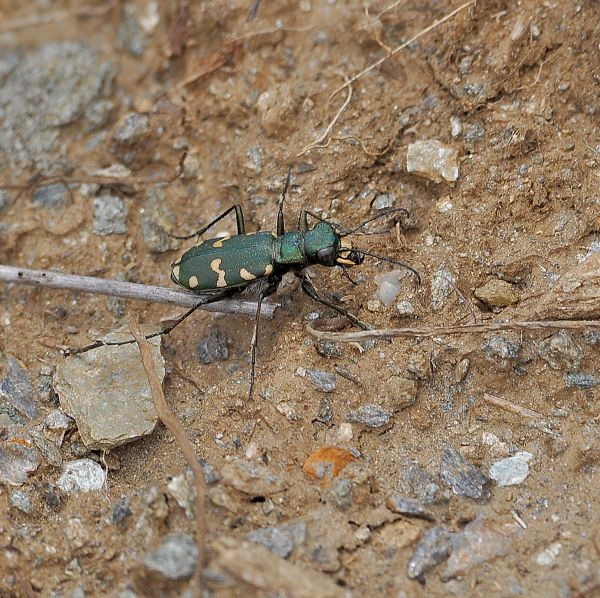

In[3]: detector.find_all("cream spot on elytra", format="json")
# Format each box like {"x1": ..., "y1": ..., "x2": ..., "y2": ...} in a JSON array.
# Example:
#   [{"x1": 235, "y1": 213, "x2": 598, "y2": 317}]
[
  {"x1": 188, "y1": 275, "x2": 199, "y2": 289},
  {"x1": 210, "y1": 258, "x2": 227, "y2": 288},
  {"x1": 240, "y1": 268, "x2": 256, "y2": 281}
]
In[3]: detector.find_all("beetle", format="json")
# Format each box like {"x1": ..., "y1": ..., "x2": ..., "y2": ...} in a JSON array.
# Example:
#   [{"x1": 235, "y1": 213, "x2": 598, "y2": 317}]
[{"x1": 167, "y1": 170, "x2": 419, "y2": 396}]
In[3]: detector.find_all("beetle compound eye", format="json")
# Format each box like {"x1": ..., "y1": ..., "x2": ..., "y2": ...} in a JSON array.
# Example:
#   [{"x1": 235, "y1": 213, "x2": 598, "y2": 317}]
[{"x1": 316, "y1": 246, "x2": 336, "y2": 263}]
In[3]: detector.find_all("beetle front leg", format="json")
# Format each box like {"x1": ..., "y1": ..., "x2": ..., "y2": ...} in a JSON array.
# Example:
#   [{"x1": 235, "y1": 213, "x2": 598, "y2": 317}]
[{"x1": 299, "y1": 274, "x2": 370, "y2": 331}]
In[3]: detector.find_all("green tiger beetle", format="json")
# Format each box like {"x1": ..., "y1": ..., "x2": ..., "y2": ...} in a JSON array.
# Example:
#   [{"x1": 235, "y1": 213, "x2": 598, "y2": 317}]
[
  {"x1": 167, "y1": 169, "x2": 419, "y2": 397},
  {"x1": 69, "y1": 170, "x2": 419, "y2": 398}
]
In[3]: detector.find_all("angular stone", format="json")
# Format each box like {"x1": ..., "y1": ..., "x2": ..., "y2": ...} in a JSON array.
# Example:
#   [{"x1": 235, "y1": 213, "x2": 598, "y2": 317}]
[{"x1": 55, "y1": 330, "x2": 163, "y2": 450}]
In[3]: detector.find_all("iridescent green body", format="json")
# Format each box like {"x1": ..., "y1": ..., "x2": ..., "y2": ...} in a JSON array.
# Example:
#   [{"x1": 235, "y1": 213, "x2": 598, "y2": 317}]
[{"x1": 171, "y1": 222, "x2": 345, "y2": 292}]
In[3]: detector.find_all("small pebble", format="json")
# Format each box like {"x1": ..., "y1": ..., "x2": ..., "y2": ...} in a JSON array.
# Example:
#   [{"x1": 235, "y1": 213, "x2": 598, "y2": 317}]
[
  {"x1": 335, "y1": 423, "x2": 353, "y2": 442},
  {"x1": 450, "y1": 116, "x2": 463, "y2": 138},
  {"x1": 315, "y1": 341, "x2": 342, "y2": 359},
  {"x1": 489, "y1": 451, "x2": 533, "y2": 486},
  {"x1": 112, "y1": 496, "x2": 132, "y2": 527},
  {"x1": 372, "y1": 193, "x2": 396, "y2": 210},
  {"x1": 536, "y1": 542, "x2": 561, "y2": 567},
  {"x1": 57, "y1": 459, "x2": 106, "y2": 493},
  {"x1": 564, "y1": 372, "x2": 599, "y2": 389},
  {"x1": 31, "y1": 183, "x2": 69, "y2": 208},
  {"x1": 10, "y1": 490, "x2": 32, "y2": 513},
  {"x1": 197, "y1": 328, "x2": 229, "y2": 364},
  {"x1": 407, "y1": 526, "x2": 452, "y2": 579},
  {"x1": 140, "y1": 186, "x2": 179, "y2": 253},
  {"x1": 406, "y1": 140, "x2": 459, "y2": 183},
  {"x1": 403, "y1": 461, "x2": 443, "y2": 504},
  {"x1": 374, "y1": 270, "x2": 406, "y2": 306},
  {"x1": 0, "y1": 189, "x2": 8, "y2": 212},
  {"x1": 181, "y1": 152, "x2": 202, "y2": 179},
  {"x1": 221, "y1": 459, "x2": 284, "y2": 496},
  {"x1": 117, "y1": 8, "x2": 147, "y2": 57},
  {"x1": 113, "y1": 113, "x2": 149, "y2": 145},
  {"x1": 482, "y1": 334, "x2": 520, "y2": 363},
  {"x1": 397, "y1": 300, "x2": 414, "y2": 316},
  {"x1": 383, "y1": 376, "x2": 417, "y2": 410},
  {"x1": 431, "y1": 268, "x2": 456, "y2": 311},
  {"x1": 474, "y1": 279, "x2": 519, "y2": 309},
  {"x1": 0, "y1": 355, "x2": 40, "y2": 419},
  {"x1": 386, "y1": 495, "x2": 434, "y2": 521},
  {"x1": 92, "y1": 194, "x2": 128, "y2": 235},
  {"x1": 346, "y1": 404, "x2": 391, "y2": 428},
  {"x1": 538, "y1": 331, "x2": 583, "y2": 371},
  {"x1": 306, "y1": 369, "x2": 336, "y2": 393},
  {"x1": 144, "y1": 534, "x2": 198, "y2": 580},
  {"x1": 439, "y1": 446, "x2": 490, "y2": 500},
  {"x1": 245, "y1": 521, "x2": 307, "y2": 559}
]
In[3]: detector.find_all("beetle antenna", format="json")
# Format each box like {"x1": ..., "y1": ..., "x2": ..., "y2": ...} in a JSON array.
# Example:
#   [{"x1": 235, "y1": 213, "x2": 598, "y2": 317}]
[
  {"x1": 277, "y1": 166, "x2": 293, "y2": 235},
  {"x1": 339, "y1": 208, "x2": 410, "y2": 237},
  {"x1": 353, "y1": 247, "x2": 421, "y2": 284}
]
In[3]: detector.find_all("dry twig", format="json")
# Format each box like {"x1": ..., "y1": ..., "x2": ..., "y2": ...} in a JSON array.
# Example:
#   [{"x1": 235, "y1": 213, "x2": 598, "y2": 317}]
[
  {"x1": 0, "y1": 1, "x2": 118, "y2": 33},
  {"x1": 482, "y1": 393, "x2": 543, "y2": 419},
  {"x1": 307, "y1": 318, "x2": 600, "y2": 342},
  {"x1": 129, "y1": 319, "x2": 206, "y2": 597},
  {"x1": 297, "y1": 76, "x2": 353, "y2": 157},
  {"x1": 330, "y1": 0, "x2": 476, "y2": 100},
  {"x1": 0, "y1": 265, "x2": 278, "y2": 318}
]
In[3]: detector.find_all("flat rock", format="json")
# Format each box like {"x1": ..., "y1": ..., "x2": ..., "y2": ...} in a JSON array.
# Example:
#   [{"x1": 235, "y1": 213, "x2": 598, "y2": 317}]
[
  {"x1": 55, "y1": 330, "x2": 163, "y2": 450},
  {"x1": 0, "y1": 434, "x2": 41, "y2": 486},
  {"x1": 406, "y1": 140, "x2": 459, "y2": 183},
  {"x1": 245, "y1": 521, "x2": 307, "y2": 558},
  {"x1": 407, "y1": 526, "x2": 452, "y2": 579},
  {"x1": 0, "y1": 355, "x2": 40, "y2": 420},
  {"x1": 489, "y1": 451, "x2": 533, "y2": 486},
  {"x1": 215, "y1": 537, "x2": 349, "y2": 598}
]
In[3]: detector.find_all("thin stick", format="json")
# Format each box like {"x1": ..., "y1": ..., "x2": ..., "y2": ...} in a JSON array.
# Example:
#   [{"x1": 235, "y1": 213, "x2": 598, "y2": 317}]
[
  {"x1": 307, "y1": 319, "x2": 600, "y2": 342},
  {"x1": 0, "y1": 0, "x2": 118, "y2": 33},
  {"x1": 482, "y1": 393, "x2": 543, "y2": 419},
  {"x1": 0, "y1": 265, "x2": 278, "y2": 318},
  {"x1": 129, "y1": 319, "x2": 206, "y2": 597},
  {"x1": 330, "y1": 0, "x2": 476, "y2": 100},
  {"x1": 296, "y1": 76, "x2": 353, "y2": 157}
]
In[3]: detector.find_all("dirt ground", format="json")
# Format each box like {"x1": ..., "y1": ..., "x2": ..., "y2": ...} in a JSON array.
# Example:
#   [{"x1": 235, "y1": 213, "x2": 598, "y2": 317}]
[{"x1": 1, "y1": 0, "x2": 599, "y2": 596}]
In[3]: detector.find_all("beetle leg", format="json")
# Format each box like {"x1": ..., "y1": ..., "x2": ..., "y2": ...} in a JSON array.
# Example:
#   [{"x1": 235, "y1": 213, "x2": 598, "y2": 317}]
[
  {"x1": 65, "y1": 292, "x2": 228, "y2": 355},
  {"x1": 248, "y1": 279, "x2": 267, "y2": 399},
  {"x1": 277, "y1": 166, "x2": 292, "y2": 236},
  {"x1": 299, "y1": 274, "x2": 370, "y2": 331},
  {"x1": 169, "y1": 205, "x2": 246, "y2": 241}
]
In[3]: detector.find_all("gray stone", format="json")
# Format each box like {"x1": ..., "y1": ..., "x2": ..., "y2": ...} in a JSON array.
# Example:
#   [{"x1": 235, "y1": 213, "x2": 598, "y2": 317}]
[
  {"x1": 482, "y1": 334, "x2": 520, "y2": 363},
  {"x1": 538, "y1": 331, "x2": 584, "y2": 371},
  {"x1": 43, "y1": 409, "x2": 75, "y2": 446},
  {"x1": 55, "y1": 329, "x2": 162, "y2": 450},
  {"x1": 112, "y1": 496, "x2": 132, "y2": 527},
  {"x1": 407, "y1": 140, "x2": 459, "y2": 183},
  {"x1": 331, "y1": 478, "x2": 354, "y2": 509},
  {"x1": 0, "y1": 436, "x2": 41, "y2": 486},
  {"x1": 57, "y1": 458, "x2": 106, "y2": 493},
  {"x1": 246, "y1": 521, "x2": 307, "y2": 558},
  {"x1": 197, "y1": 328, "x2": 229, "y2": 364},
  {"x1": 565, "y1": 372, "x2": 599, "y2": 389},
  {"x1": 181, "y1": 152, "x2": 202, "y2": 179},
  {"x1": 93, "y1": 194, "x2": 128, "y2": 235},
  {"x1": 0, "y1": 356, "x2": 40, "y2": 419},
  {"x1": 31, "y1": 183, "x2": 70, "y2": 208},
  {"x1": 489, "y1": 451, "x2": 533, "y2": 486},
  {"x1": 346, "y1": 404, "x2": 391, "y2": 428},
  {"x1": 9, "y1": 490, "x2": 31, "y2": 513},
  {"x1": 144, "y1": 534, "x2": 198, "y2": 580},
  {"x1": 315, "y1": 341, "x2": 342, "y2": 359},
  {"x1": 440, "y1": 446, "x2": 490, "y2": 500},
  {"x1": 113, "y1": 113, "x2": 149, "y2": 145},
  {"x1": 386, "y1": 495, "x2": 434, "y2": 521},
  {"x1": 0, "y1": 189, "x2": 7, "y2": 212},
  {"x1": 84, "y1": 99, "x2": 114, "y2": 131},
  {"x1": 372, "y1": 193, "x2": 396, "y2": 210},
  {"x1": 443, "y1": 515, "x2": 519, "y2": 579},
  {"x1": 0, "y1": 43, "x2": 115, "y2": 175},
  {"x1": 117, "y1": 8, "x2": 148, "y2": 57},
  {"x1": 431, "y1": 267, "x2": 456, "y2": 311},
  {"x1": 306, "y1": 369, "x2": 336, "y2": 393},
  {"x1": 403, "y1": 462, "x2": 443, "y2": 504},
  {"x1": 140, "y1": 186, "x2": 179, "y2": 253},
  {"x1": 407, "y1": 526, "x2": 452, "y2": 579}
]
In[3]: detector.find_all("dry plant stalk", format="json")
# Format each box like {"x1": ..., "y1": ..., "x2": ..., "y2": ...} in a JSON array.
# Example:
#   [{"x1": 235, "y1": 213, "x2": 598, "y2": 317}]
[
  {"x1": 129, "y1": 319, "x2": 206, "y2": 598},
  {"x1": 307, "y1": 319, "x2": 600, "y2": 343},
  {"x1": 482, "y1": 393, "x2": 543, "y2": 419}
]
